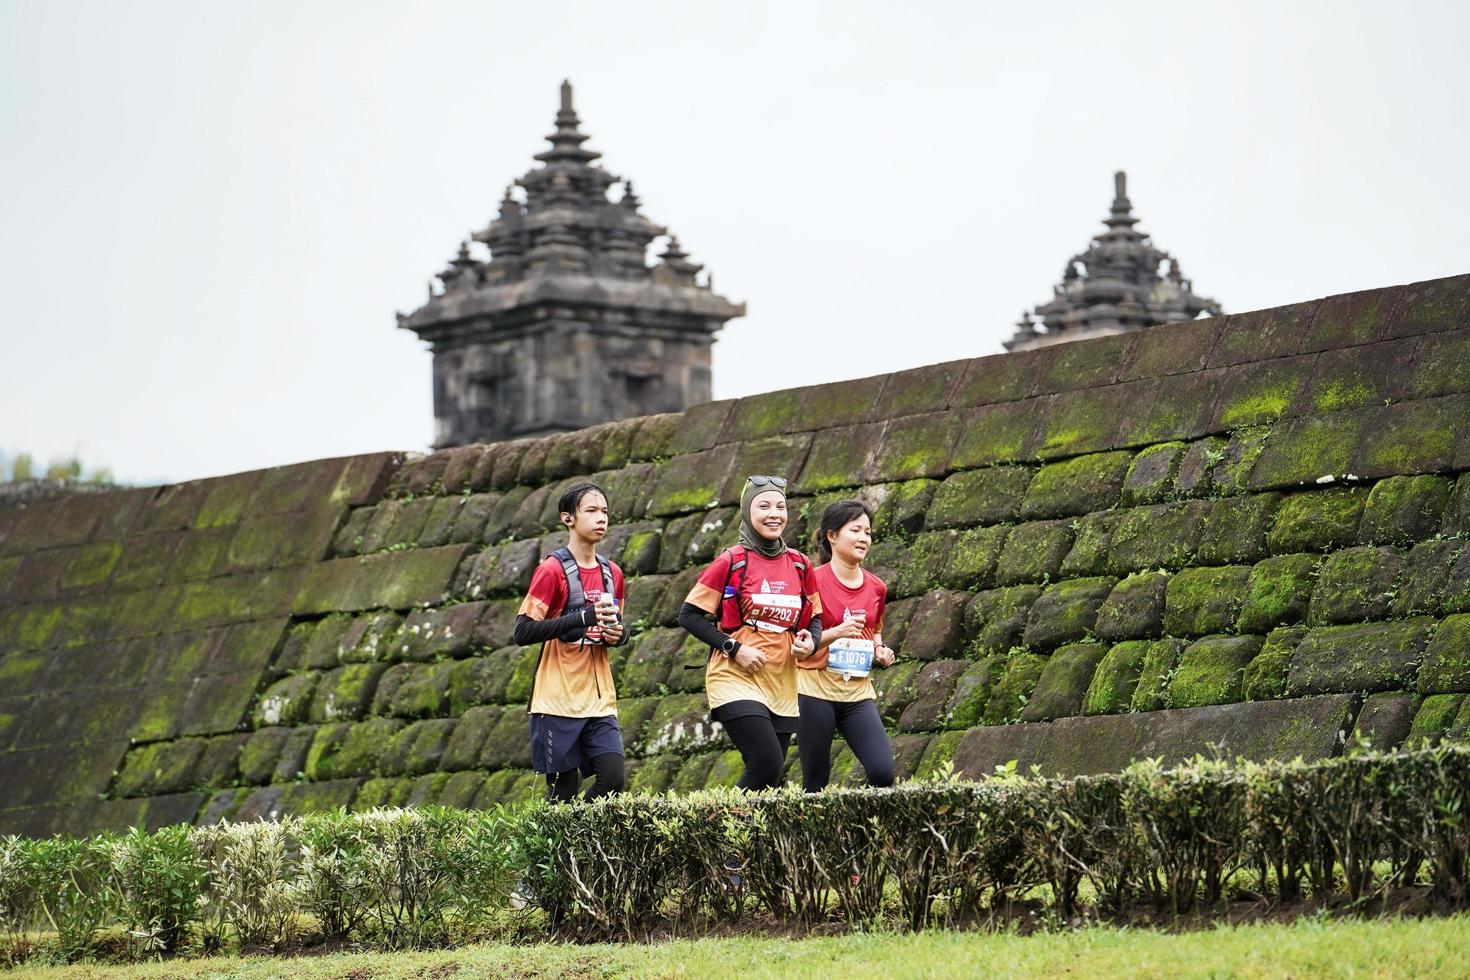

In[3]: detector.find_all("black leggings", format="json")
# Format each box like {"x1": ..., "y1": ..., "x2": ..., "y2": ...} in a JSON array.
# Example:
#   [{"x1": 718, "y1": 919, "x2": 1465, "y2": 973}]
[
  {"x1": 546, "y1": 752, "x2": 625, "y2": 803},
  {"x1": 797, "y1": 695, "x2": 894, "y2": 791},
  {"x1": 721, "y1": 714, "x2": 794, "y2": 791}
]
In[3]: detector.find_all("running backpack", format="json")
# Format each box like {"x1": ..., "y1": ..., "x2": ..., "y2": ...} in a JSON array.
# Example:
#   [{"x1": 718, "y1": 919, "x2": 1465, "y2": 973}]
[
  {"x1": 550, "y1": 547, "x2": 616, "y2": 644},
  {"x1": 716, "y1": 545, "x2": 812, "y2": 634}
]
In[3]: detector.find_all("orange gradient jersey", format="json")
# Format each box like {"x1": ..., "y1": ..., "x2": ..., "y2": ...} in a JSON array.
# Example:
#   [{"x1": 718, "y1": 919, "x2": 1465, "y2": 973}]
[
  {"x1": 519, "y1": 555, "x2": 625, "y2": 718},
  {"x1": 797, "y1": 564, "x2": 887, "y2": 703}
]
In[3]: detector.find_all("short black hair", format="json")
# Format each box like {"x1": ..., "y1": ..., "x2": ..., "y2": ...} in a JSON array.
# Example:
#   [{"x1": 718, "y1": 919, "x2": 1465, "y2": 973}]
[
  {"x1": 814, "y1": 499, "x2": 874, "y2": 564},
  {"x1": 558, "y1": 482, "x2": 609, "y2": 518}
]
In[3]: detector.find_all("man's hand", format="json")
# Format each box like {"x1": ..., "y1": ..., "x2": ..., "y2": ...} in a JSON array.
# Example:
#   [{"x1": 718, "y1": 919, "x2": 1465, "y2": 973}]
[
  {"x1": 602, "y1": 620, "x2": 625, "y2": 645},
  {"x1": 734, "y1": 646, "x2": 767, "y2": 672},
  {"x1": 792, "y1": 629, "x2": 815, "y2": 658}
]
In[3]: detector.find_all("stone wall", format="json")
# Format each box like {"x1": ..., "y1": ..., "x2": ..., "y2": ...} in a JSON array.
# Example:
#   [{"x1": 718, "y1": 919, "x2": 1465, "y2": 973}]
[{"x1": 2, "y1": 273, "x2": 1468, "y2": 836}]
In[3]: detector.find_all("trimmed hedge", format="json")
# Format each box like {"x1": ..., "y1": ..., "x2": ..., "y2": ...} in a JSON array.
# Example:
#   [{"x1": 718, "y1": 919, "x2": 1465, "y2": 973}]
[{"x1": 1, "y1": 746, "x2": 1468, "y2": 961}]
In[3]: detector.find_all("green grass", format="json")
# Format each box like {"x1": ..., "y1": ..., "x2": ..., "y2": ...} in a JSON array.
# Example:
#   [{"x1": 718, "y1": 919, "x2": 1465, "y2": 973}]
[{"x1": 11, "y1": 914, "x2": 1470, "y2": 979}]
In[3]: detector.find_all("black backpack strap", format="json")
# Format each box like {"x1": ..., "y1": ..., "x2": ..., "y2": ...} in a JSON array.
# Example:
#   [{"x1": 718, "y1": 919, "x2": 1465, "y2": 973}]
[
  {"x1": 550, "y1": 547, "x2": 591, "y2": 644},
  {"x1": 596, "y1": 554, "x2": 615, "y2": 599}
]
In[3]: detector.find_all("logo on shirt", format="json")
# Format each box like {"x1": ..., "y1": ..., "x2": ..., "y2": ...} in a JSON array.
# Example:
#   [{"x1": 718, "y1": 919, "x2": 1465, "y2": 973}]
[{"x1": 759, "y1": 578, "x2": 788, "y2": 594}]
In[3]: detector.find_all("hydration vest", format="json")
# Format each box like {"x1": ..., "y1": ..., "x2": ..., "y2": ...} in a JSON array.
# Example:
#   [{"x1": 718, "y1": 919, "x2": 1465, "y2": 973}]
[
  {"x1": 716, "y1": 545, "x2": 812, "y2": 633},
  {"x1": 550, "y1": 547, "x2": 616, "y2": 644}
]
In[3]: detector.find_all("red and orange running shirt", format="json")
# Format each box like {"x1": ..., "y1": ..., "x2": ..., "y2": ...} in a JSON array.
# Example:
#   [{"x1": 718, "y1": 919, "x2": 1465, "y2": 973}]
[
  {"x1": 518, "y1": 554, "x2": 626, "y2": 718},
  {"x1": 797, "y1": 564, "x2": 888, "y2": 703},
  {"x1": 684, "y1": 548, "x2": 821, "y2": 717}
]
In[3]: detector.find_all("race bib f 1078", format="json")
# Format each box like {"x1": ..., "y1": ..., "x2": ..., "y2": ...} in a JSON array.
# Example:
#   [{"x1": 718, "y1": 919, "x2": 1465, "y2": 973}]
[{"x1": 827, "y1": 638, "x2": 875, "y2": 679}]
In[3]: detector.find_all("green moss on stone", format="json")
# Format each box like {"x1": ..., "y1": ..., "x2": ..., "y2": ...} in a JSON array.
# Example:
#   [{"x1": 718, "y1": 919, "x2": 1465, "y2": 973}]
[
  {"x1": 1360, "y1": 475, "x2": 1455, "y2": 545},
  {"x1": 1418, "y1": 614, "x2": 1470, "y2": 694},
  {"x1": 1094, "y1": 571, "x2": 1169, "y2": 641},
  {"x1": 503, "y1": 646, "x2": 541, "y2": 704},
  {"x1": 1167, "y1": 635, "x2": 1262, "y2": 709},
  {"x1": 388, "y1": 660, "x2": 458, "y2": 719},
  {"x1": 113, "y1": 738, "x2": 207, "y2": 797},
  {"x1": 1198, "y1": 493, "x2": 1282, "y2": 565},
  {"x1": 939, "y1": 525, "x2": 1009, "y2": 590},
  {"x1": 1248, "y1": 411, "x2": 1368, "y2": 490},
  {"x1": 994, "y1": 520, "x2": 1074, "y2": 586},
  {"x1": 964, "y1": 585, "x2": 1044, "y2": 657},
  {"x1": 1022, "y1": 576, "x2": 1116, "y2": 650},
  {"x1": 1128, "y1": 638, "x2": 1186, "y2": 712},
  {"x1": 1058, "y1": 512, "x2": 1124, "y2": 578},
  {"x1": 944, "y1": 655, "x2": 1007, "y2": 729},
  {"x1": 982, "y1": 652, "x2": 1047, "y2": 726},
  {"x1": 1267, "y1": 488, "x2": 1368, "y2": 554},
  {"x1": 1307, "y1": 546, "x2": 1405, "y2": 625},
  {"x1": 949, "y1": 400, "x2": 1042, "y2": 468},
  {"x1": 1020, "y1": 642, "x2": 1106, "y2": 721},
  {"x1": 1163, "y1": 565, "x2": 1252, "y2": 637},
  {"x1": 1107, "y1": 501, "x2": 1207, "y2": 574},
  {"x1": 1215, "y1": 365, "x2": 1309, "y2": 428},
  {"x1": 871, "y1": 413, "x2": 959, "y2": 483},
  {"x1": 252, "y1": 673, "x2": 318, "y2": 728},
  {"x1": 668, "y1": 752, "x2": 719, "y2": 793},
  {"x1": 1355, "y1": 398, "x2": 1462, "y2": 478},
  {"x1": 626, "y1": 753, "x2": 682, "y2": 795},
  {"x1": 61, "y1": 542, "x2": 122, "y2": 590},
  {"x1": 440, "y1": 705, "x2": 501, "y2": 771},
  {"x1": 1241, "y1": 627, "x2": 1303, "y2": 701},
  {"x1": 871, "y1": 660, "x2": 924, "y2": 726},
  {"x1": 1287, "y1": 618, "x2": 1435, "y2": 696},
  {"x1": 871, "y1": 479, "x2": 941, "y2": 538},
  {"x1": 1237, "y1": 553, "x2": 1319, "y2": 633},
  {"x1": 379, "y1": 718, "x2": 456, "y2": 777},
  {"x1": 1407, "y1": 694, "x2": 1466, "y2": 745},
  {"x1": 1083, "y1": 640, "x2": 1150, "y2": 715},
  {"x1": 1121, "y1": 442, "x2": 1187, "y2": 507},
  {"x1": 1020, "y1": 451, "x2": 1132, "y2": 520},
  {"x1": 1395, "y1": 540, "x2": 1470, "y2": 618},
  {"x1": 795, "y1": 422, "x2": 885, "y2": 493},
  {"x1": 927, "y1": 467, "x2": 1032, "y2": 529}
]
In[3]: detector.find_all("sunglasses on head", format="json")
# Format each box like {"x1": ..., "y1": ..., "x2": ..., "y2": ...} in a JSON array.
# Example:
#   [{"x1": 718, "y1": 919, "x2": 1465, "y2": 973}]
[{"x1": 747, "y1": 475, "x2": 788, "y2": 489}]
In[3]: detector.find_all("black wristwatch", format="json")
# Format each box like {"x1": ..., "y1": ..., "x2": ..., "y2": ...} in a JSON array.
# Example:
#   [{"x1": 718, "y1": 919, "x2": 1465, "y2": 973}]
[{"x1": 720, "y1": 636, "x2": 739, "y2": 658}]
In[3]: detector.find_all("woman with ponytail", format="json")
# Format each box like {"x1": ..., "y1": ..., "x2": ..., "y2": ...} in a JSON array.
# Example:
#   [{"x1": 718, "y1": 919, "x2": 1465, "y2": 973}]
[
  {"x1": 677, "y1": 476, "x2": 822, "y2": 790},
  {"x1": 797, "y1": 499, "x2": 896, "y2": 791}
]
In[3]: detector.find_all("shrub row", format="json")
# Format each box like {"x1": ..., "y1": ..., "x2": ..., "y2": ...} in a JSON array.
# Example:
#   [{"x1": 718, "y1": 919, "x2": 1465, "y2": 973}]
[{"x1": 2, "y1": 746, "x2": 1467, "y2": 961}]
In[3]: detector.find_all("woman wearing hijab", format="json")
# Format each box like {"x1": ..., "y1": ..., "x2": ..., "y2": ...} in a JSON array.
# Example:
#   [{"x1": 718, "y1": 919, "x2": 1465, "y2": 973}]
[{"x1": 678, "y1": 476, "x2": 823, "y2": 790}]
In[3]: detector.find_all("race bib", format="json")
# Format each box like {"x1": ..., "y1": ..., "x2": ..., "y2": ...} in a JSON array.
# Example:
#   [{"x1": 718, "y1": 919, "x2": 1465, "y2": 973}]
[
  {"x1": 749, "y1": 592, "x2": 801, "y2": 632},
  {"x1": 827, "y1": 638, "x2": 875, "y2": 679}
]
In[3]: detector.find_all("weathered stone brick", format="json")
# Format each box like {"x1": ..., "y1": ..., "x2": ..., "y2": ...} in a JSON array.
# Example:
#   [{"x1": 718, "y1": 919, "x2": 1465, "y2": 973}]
[
  {"x1": 1353, "y1": 395, "x2": 1470, "y2": 479},
  {"x1": 927, "y1": 467, "x2": 1032, "y2": 529},
  {"x1": 898, "y1": 659, "x2": 969, "y2": 732},
  {"x1": 1129, "y1": 637, "x2": 1187, "y2": 712},
  {"x1": 1407, "y1": 694, "x2": 1465, "y2": 745},
  {"x1": 1121, "y1": 442, "x2": 1186, "y2": 506},
  {"x1": 982, "y1": 652, "x2": 1047, "y2": 726},
  {"x1": 1409, "y1": 329, "x2": 1470, "y2": 400},
  {"x1": 867, "y1": 479, "x2": 939, "y2": 538},
  {"x1": 1173, "y1": 437, "x2": 1228, "y2": 500},
  {"x1": 456, "y1": 539, "x2": 539, "y2": 600},
  {"x1": 1095, "y1": 571, "x2": 1169, "y2": 642},
  {"x1": 1021, "y1": 642, "x2": 1106, "y2": 722},
  {"x1": 897, "y1": 530, "x2": 957, "y2": 597},
  {"x1": 1163, "y1": 566, "x2": 1252, "y2": 637},
  {"x1": 795, "y1": 422, "x2": 885, "y2": 493},
  {"x1": 950, "y1": 400, "x2": 1045, "y2": 467},
  {"x1": 1308, "y1": 546, "x2": 1405, "y2": 625},
  {"x1": 995, "y1": 520, "x2": 1074, "y2": 585},
  {"x1": 964, "y1": 585, "x2": 1043, "y2": 657},
  {"x1": 440, "y1": 705, "x2": 502, "y2": 771},
  {"x1": 619, "y1": 628, "x2": 680, "y2": 696},
  {"x1": 1288, "y1": 618, "x2": 1435, "y2": 696},
  {"x1": 1020, "y1": 451, "x2": 1132, "y2": 520},
  {"x1": 939, "y1": 526, "x2": 1009, "y2": 590},
  {"x1": 479, "y1": 710, "x2": 532, "y2": 770},
  {"x1": 1022, "y1": 576, "x2": 1116, "y2": 650},
  {"x1": 1248, "y1": 410, "x2": 1371, "y2": 490},
  {"x1": 1300, "y1": 285, "x2": 1402, "y2": 352},
  {"x1": 1168, "y1": 635, "x2": 1262, "y2": 709},
  {"x1": 901, "y1": 590, "x2": 969, "y2": 661},
  {"x1": 252, "y1": 672, "x2": 318, "y2": 728},
  {"x1": 1359, "y1": 475, "x2": 1455, "y2": 545},
  {"x1": 379, "y1": 718, "x2": 456, "y2": 777},
  {"x1": 1443, "y1": 474, "x2": 1470, "y2": 536},
  {"x1": 112, "y1": 738, "x2": 208, "y2": 797},
  {"x1": 871, "y1": 660, "x2": 923, "y2": 726},
  {"x1": 721, "y1": 435, "x2": 815, "y2": 503},
  {"x1": 1351, "y1": 691, "x2": 1419, "y2": 751},
  {"x1": 1211, "y1": 355, "x2": 1315, "y2": 429},
  {"x1": 944, "y1": 655, "x2": 1007, "y2": 730},
  {"x1": 870, "y1": 413, "x2": 959, "y2": 483},
  {"x1": 1059, "y1": 511, "x2": 1124, "y2": 577},
  {"x1": 1108, "y1": 501, "x2": 1208, "y2": 574},
  {"x1": 1297, "y1": 339, "x2": 1417, "y2": 413},
  {"x1": 1198, "y1": 493, "x2": 1282, "y2": 565},
  {"x1": 1267, "y1": 488, "x2": 1367, "y2": 554},
  {"x1": 1394, "y1": 540, "x2": 1470, "y2": 618},
  {"x1": 1115, "y1": 372, "x2": 1223, "y2": 448},
  {"x1": 1237, "y1": 553, "x2": 1319, "y2": 633},
  {"x1": 658, "y1": 507, "x2": 736, "y2": 574},
  {"x1": 292, "y1": 545, "x2": 469, "y2": 614},
  {"x1": 1034, "y1": 386, "x2": 1130, "y2": 459},
  {"x1": 640, "y1": 694, "x2": 719, "y2": 755},
  {"x1": 601, "y1": 521, "x2": 663, "y2": 576},
  {"x1": 1418, "y1": 614, "x2": 1470, "y2": 694},
  {"x1": 1083, "y1": 640, "x2": 1149, "y2": 715}
]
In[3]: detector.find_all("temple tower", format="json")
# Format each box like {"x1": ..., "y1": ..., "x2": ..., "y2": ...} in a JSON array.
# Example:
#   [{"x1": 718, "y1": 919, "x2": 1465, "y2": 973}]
[
  {"x1": 400, "y1": 82, "x2": 745, "y2": 447},
  {"x1": 1006, "y1": 171, "x2": 1222, "y2": 351}
]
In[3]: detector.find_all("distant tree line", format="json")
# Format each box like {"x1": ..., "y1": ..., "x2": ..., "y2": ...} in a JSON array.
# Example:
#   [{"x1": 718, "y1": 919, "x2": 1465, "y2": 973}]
[{"x1": 0, "y1": 451, "x2": 114, "y2": 485}]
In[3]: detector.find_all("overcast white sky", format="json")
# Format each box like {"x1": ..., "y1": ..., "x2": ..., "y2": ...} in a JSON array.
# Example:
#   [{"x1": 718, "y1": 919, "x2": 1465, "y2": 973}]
[{"x1": 3, "y1": 1, "x2": 1468, "y2": 486}]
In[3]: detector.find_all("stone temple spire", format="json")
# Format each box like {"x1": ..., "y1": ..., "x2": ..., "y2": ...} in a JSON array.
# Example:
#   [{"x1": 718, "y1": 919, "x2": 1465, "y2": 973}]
[
  {"x1": 400, "y1": 82, "x2": 745, "y2": 448},
  {"x1": 1006, "y1": 171, "x2": 1222, "y2": 351}
]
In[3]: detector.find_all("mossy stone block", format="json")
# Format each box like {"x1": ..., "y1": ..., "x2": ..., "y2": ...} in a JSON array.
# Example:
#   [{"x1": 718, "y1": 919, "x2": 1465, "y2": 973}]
[
  {"x1": 1287, "y1": 618, "x2": 1435, "y2": 696},
  {"x1": 457, "y1": 539, "x2": 541, "y2": 601},
  {"x1": 1129, "y1": 638, "x2": 1187, "y2": 712},
  {"x1": 1443, "y1": 473, "x2": 1470, "y2": 536},
  {"x1": 901, "y1": 589, "x2": 969, "y2": 660},
  {"x1": 1198, "y1": 493, "x2": 1282, "y2": 565},
  {"x1": 370, "y1": 662, "x2": 415, "y2": 714},
  {"x1": 60, "y1": 541, "x2": 123, "y2": 591},
  {"x1": 306, "y1": 717, "x2": 404, "y2": 780},
  {"x1": 1248, "y1": 408, "x2": 1369, "y2": 490},
  {"x1": 897, "y1": 530, "x2": 957, "y2": 597},
  {"x1": 113, "y1": 738, "x2": 207, "y2": 797},
  {"x1": 435, "y1": 770, "x2": 487, "y2": 809},
  {"x1": 1237, "y1": 554, "x2": 1319, "y2": 634},
  {"x1": 950, "y1": 400, "x2": 1044, "y2": 467},
  {"x1": 1173, "y1": 436, "x2": 1229, "y2": 500},
  {"x1": 1418, "y1": 614, "x2": 1470, "y2": 694},
  {"x1": 1167, "y1": 635, "x2": 1262, "y2": 709},
  {"x1": 1267, "y1": 488, "x2": 1367, "y2": 554},
  {"x1": 795, "y1": 422, "x2": 888, "y2": 493},
  {"x1": 927, "y1": 467, "x2": 1032, "y2": 529},
  {"x1": 252, "y1": 672, "x2": 318, "y2": 728},
  {"x1": 1307, "y1": 546, "x2": 1405, "y2": 625},
  {"x1": 297, "y1": 614, "x2": 352, "y2": 670},
  {"x1": 1395, "y1": 540, "x2": 1470, "y2": 618},
  {"x1": 1351, "y1": 691, "x2": 1420, "y2": 751},
  {"x1": 1242, "y1": 627, "x2": 1306, "y2": 701},
  {"x1": 1020, "y1": 451, "x2": 1131, "y2": 520},
  {"x1": 982, "y1": 652, "x2": 1047, "y2": 725},
  {"x1": 601, "y1": 521, "x2": 661, "y2": 576},
  {"x1": 1212, "y1": 356, "x2": 1313, "y2": 429},
  {"x1": 1022, "y1": 576, "x2": 1116, "y2": 650},
  {"x1": 869, "y1": 413, "x2": 960, "y2": 483},
  {"x1": 337, "y1": 611, "x2": 403, "y2": 664},
  {"x1": 940, "y1": 525, "x2": 1009, "y2": 590},
  {"x1": 994, "y1": 520, "x2": 1074, "y2": 586},
  {"x1": 650, "y1": 566, "x2": 703, "y2": 628},
  {"x1": 1059, "y1": 511, "x2": 1124, "y2": 578},
  {"x1": 502, "y1": 647, "x2": 541, "y2": 705},
  {"x1": 910, "y1": 730, "x2": 963, "y2": 780},
  {"x1": 872, "y1": 659, "x2": 923, "y2": 726},
  {"x1": 1021, "y1": 642, "x2": 1106, "y2": 721},
  {"x1": 618, "y1": 628, "x2": 680, "y2": 696},
  {"x1": 1359, "y1": 475, "x2": 1455, "y2": 545},
  {"x1": 616, "y1": 696, "x2": 660, "y2": 753},
  {"x1": 1082, "y1": 640, "x2": 1149, "y2": 715},
  {"x1": 870, "y1": 479, "x2": 940, "y2": 538},
  {"x1": 640, "y1": 693, "x2": 718, "y2": 755},
  {"x1": 702, "y1": 748, "x2": 747, "y2": 790},
  {"x1": 668, "y1": 753, "x2": 720, "y2": 794},
  {"x1": 945, "y1": 655, "x2": 1007, "y2": 730},
  {"x1": 898, "y1": 659, "x2": 969, "y2": 732},
  {"x1": 309, "y1": 663, "x2": 387, "y2": 723},
  {"x1": 192, "y1": 732, "x2": 248, "y2": 790},
  {"x1": 645, "y1": 450, "x2": 736, "y2": 517},
  {"x1": 1352, "y1": 395, "x2": 1467, "y2": 480},
  {"x1": 443, "y1": 655, "x2": 504, "y2": 714},
  {"x1": 1163, "y1": 565, "x2": 1251, "y2": 637},
  {"x1": 292, "y1": 545, "x2": 470, "y2": 614},
  {"x1": 479, "y1": 710, "x2": 531, "y2": 770},
  {"x1": 1095, "y1": 571, "x2": 1169, "y2": 641},
  {"x1": 379, "y1": 718, "x2": 457, "y2": 776},
  {"x1": 238, "y1": 727, "x2": 290, "y2": 785},
  {"x1": 1033, "y1": 385, "x2": 1128, "y2": 460},
  {"x1": 441, "y1": 705, "x2": 502, "y2": 771},
  {"x1": 1107, "y1": 501, "x2": 1207, "y2": 574},
  {"x1": 352, "y1": 777, "x2": 412, "y2": 810},
  {"x1": 1121, "y1": 442, "x2": 1187, "y2": 506},
  {"x1": 626, "y1": 753, "x2": 682, "y2": 794},
  {"x1": 1407, "y1": 694, "x2": 1465, "y2": 745},
  {"x1": 388, "y1": 660, "x2": 458, "y2": 719},
  {"x1": 964, "y1": 585, "x2": 1043, "y2": 657}
]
